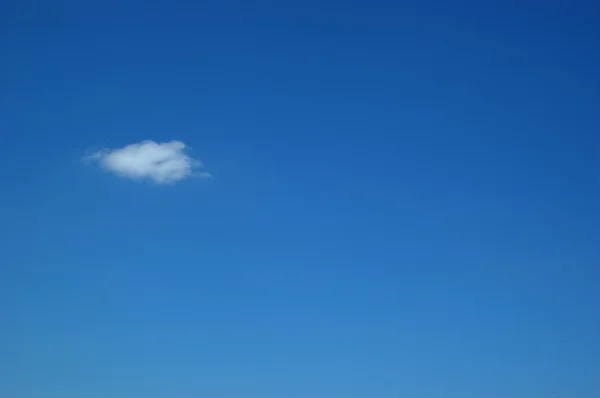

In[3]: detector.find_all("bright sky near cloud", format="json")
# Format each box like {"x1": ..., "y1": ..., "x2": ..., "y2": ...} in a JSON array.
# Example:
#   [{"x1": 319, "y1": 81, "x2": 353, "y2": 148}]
[{"x1": 1, "y1": 1, "x2": 599, "y2": 398}]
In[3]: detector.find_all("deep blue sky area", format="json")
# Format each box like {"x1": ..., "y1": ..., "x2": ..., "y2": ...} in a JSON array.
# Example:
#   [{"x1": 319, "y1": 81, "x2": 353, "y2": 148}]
[{"x1": 1, "y1": 0, "x2": 599, "y2": 397}]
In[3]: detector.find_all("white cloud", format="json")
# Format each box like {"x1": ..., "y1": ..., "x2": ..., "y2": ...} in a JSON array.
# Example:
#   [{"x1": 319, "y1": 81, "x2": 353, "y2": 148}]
[{"x1": 86, "y1": 140, "x2": 210, "y2": 184}]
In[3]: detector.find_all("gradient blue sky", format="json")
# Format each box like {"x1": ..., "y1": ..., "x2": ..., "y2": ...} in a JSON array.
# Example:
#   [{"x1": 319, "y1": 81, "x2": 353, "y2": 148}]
[{"x1": 1, "y1": 1, "x2": 599, "y2": 397}]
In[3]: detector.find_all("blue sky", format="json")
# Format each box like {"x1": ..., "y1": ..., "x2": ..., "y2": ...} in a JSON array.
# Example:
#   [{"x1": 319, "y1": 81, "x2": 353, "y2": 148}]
[{"x1": 1, "y1": 0, "x2": 599, "y2": 397}]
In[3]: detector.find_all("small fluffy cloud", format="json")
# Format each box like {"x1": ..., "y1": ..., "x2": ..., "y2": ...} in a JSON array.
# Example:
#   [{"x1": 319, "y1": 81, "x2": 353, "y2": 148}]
[{"x1": 86, "y1": 140, "x2": 210, "y2": 184}]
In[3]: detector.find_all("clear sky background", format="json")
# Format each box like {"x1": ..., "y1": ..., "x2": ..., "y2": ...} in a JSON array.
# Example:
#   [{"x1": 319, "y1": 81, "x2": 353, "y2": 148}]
[{"x1": 1, "y1": 1, "x2": 599, "y2": 397}]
